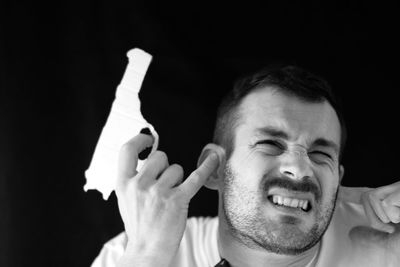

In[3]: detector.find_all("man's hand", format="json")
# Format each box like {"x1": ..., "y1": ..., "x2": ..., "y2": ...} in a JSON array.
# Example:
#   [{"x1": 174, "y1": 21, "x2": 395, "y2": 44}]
[
  {"x1": 115, "y1": 133, "x2": 219, "y2": 267},
  {"x1": 361, "y1": 181, "x2": 400, "y2": 234}
]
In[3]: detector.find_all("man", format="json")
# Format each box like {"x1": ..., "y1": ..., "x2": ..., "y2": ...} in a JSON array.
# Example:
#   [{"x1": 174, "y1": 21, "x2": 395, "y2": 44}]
[{"x1": 92, "y1": 65, "x2": 400, "y2": 266}]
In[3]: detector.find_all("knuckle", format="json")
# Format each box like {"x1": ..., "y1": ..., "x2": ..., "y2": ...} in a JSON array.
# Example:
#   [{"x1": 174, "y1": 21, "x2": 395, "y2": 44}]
[
  {"x1": 366, "y1": 191, "x2": 377, "y2": 202},
  {"x1": 195, "y1": 168, "x2": 205, "y2": 178},
  {"x1": 382, "y1": 199, "x2": 389, "y2": 206},
  {"x1": 384, "y1": 198, "x2": 394, "y2": 206},
  {"x1": 149, "y1": 185, "x2": 171, "y2": 202},
  {"x1": 126, "y1": 179, "x2": 140, "y2": 192},
  {"x1": 367, "y1": 190, "x2": 376, "y2": 197},
  {"x1": 149, "y1": 184, "x2": 162, "y2": 196},
  {"x1": 193, "y1": 169, "x2": 203, "y2": 177},
  {"x1": 191, "y1": 170, "x2": 201, "y2": 180},
  {"x1": 171, "y1": 189, "x2": 185, "y2": 201}
]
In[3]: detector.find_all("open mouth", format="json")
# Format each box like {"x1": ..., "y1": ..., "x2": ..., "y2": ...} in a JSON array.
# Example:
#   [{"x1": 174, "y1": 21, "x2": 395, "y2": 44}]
[{"x1": 267, "y1": 195, "x2": 312, "y2": 212}]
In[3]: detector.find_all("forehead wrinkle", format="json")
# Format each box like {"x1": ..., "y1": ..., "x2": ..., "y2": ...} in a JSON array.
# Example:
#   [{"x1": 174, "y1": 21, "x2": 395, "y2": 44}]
[{"x1": 254, "y1": 126, "x2": 290, "y2": 140}]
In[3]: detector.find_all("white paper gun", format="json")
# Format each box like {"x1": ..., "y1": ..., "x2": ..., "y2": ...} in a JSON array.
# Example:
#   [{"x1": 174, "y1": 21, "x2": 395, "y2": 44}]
[{"x1": 84, "y1": 48, "x2": 159, "y2": 200}]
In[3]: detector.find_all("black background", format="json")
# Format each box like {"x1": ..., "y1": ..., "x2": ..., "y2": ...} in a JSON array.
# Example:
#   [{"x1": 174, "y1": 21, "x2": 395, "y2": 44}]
[{"x1": 1, "y1": 1, "x2": 399, "y2": 266}]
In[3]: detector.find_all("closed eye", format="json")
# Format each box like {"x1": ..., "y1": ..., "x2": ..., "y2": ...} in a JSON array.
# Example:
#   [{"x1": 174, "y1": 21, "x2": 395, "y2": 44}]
[
  {"x1": 257, "y1": 140, "x2": 284, "y2": 149},
  {"x1": 255, "y1": 140, "x2": 285, "y2": 156},
  {"x1": 309, "y1": 151, "x2": 332, "y2": 158},
  {"x1": 308, "y1": 150, "x2": 336, "y2": 165}
]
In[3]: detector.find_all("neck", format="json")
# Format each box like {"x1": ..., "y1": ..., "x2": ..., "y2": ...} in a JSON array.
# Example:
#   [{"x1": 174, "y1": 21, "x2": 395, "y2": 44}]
[{"x1": 217, "y1": 219, "x2": 320, "y2": 267}]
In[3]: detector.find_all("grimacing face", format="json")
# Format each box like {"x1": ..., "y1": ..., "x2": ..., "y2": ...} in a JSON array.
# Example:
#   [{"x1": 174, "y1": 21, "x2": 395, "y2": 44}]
[{"x1": 221, "y1": 87, "x2": 343, "y2": 255}]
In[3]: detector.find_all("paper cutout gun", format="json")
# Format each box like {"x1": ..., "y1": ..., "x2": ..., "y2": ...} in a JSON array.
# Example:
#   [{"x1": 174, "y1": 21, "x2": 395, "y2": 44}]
[{"x1": 84, "y1": 48, "x2": 159, "y2": 200}]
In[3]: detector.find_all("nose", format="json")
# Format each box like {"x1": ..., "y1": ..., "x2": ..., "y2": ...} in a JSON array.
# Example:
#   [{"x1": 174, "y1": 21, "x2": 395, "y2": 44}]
[{"x1": 279, "y1": 150, "x2": 313, "y2": 180}]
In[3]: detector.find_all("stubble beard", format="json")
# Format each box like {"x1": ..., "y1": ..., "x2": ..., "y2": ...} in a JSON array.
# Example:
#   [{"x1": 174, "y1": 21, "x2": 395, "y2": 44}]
[{"x1": 222, "y1": 163, "x2": 338, "y2": 255}]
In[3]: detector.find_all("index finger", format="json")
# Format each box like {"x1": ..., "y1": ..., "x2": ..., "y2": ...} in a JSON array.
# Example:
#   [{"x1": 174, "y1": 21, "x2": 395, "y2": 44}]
[
  {"x1": 374, "y1": 182, "x2": 400, "y2": 199},
  {"x1": 364, "y1": 196, "x2": 395, "y2": 233},
  {"x1": 180, "y1": 152, "x2": 219, "y2": 199},
  {"x1": 117, "y1": 133, "x2": 154, "y2": 185},
  {"x1": 383, "y1": 193, "x2": 400, "y2": 208}
]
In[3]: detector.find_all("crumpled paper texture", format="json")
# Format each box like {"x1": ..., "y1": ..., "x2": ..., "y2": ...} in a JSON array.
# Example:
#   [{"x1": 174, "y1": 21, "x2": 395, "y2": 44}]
[{"x1": 84, "y1": 48, "x2": 159, "y2": 200}]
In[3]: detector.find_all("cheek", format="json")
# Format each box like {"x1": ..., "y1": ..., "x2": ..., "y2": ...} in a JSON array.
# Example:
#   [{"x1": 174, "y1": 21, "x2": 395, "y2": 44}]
[
  {"x1": 229, "y1": 149, "x2": 272, "y2": 185},
  {"x1": 315, "y1": 169, "x2": 340, "y2": 202},
  {"x1": 230, "y1": 146, "x2": 255, "y2": 165}
]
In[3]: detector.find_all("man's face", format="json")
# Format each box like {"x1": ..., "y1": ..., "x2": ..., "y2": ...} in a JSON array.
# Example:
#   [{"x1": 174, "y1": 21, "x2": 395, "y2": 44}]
[{"x1": 221, "y1": 87, "x2": 343, "y2": 255}]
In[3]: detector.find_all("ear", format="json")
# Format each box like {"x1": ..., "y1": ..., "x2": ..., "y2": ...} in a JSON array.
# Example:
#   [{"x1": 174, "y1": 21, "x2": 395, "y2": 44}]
[
  {"x1": 339, "y1": 164, "x2": 345, "y2": 184},
  {"x1": 197, "y1": 143, "x2": 226, "y2": 190}
]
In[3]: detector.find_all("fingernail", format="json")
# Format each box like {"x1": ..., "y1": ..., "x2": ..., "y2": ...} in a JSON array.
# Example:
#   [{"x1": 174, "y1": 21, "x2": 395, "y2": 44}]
[{"x1": 140, "y1": 127, "x2": 152, "y2": 136}]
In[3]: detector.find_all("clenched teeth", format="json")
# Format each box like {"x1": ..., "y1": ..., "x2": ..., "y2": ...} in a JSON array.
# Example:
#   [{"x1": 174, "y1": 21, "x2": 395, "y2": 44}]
[{"x1": 271, "y1": 195, "x2": 309, "y2": 211}]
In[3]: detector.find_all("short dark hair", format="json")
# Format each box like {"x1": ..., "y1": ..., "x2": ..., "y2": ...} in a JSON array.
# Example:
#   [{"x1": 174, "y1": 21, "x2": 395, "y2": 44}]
[{"x1": 212, "y1": 64, "x2": 347, "y2": 162}]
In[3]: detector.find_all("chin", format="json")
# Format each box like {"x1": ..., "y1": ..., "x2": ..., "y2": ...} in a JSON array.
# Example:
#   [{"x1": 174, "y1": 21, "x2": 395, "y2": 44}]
[{"x1": 260, "y1": 220, "x2": 322, "y2": 255}]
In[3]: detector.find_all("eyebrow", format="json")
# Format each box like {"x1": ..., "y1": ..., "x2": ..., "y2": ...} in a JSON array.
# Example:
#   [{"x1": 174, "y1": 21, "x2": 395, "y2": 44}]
[
  {"x1": 255, "y1": 126, "x2": 290, "y2": 140},
  {"x1": 255, "y1": 126, "x2": 340, "y2": 155}
]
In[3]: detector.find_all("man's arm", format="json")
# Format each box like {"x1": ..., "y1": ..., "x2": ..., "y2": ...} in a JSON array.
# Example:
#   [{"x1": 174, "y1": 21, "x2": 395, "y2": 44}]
[
  {"x1": 340, "y1": 184, "x2": 400, "y2": 264},
  {"x1": 115, "y1": 133, "x2": 219, "y2": 267},
  {"x1": 359, "y1": 182, "x2": 400, "y2": 234},
  {"x1": 340, "y1": 183, "x2": 400, "y2": 233}
]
